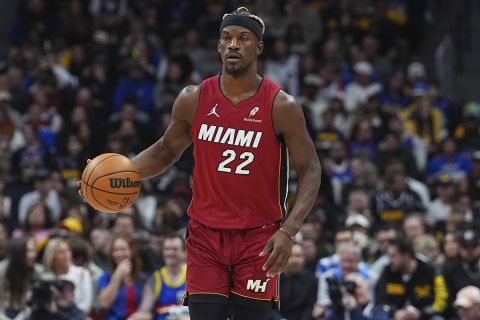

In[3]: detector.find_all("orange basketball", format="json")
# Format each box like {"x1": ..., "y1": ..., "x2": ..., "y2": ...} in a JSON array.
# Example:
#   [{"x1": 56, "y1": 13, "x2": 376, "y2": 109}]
[{"x1": 81, "y1": 153, "x2": 141, "y2": 213}]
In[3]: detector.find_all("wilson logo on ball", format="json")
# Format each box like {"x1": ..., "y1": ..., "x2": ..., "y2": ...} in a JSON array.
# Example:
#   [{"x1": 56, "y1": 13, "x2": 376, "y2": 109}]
[{"x1": 109, "y1": 178, "x2": 141, "y2": 189}]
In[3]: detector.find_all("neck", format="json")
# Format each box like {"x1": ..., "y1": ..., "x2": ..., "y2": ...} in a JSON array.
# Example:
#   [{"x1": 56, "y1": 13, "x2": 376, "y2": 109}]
[
  {"x1": 54, "y1": 264, "x2": 69, "y2": 276},
  {"x1": 167, "y1": 264, "x2": 183, "y2": 276},
  {"x1": 220, "y1": 70, "x2": 260, "y2": 100}
]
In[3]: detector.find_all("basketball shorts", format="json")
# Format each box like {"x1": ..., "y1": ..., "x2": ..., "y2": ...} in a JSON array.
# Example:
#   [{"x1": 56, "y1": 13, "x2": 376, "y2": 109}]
[{"x1": 184, "y1": 219, "x2": 280, "y2": 309}]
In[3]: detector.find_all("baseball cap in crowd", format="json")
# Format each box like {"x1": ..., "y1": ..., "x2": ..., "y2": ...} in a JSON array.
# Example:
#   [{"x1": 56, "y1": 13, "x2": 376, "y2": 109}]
[
  {"x1": 346, "y1": 214, "x2": 371, "y2": 229},
  {"x1": 458, "y1": 229, "x2": 480, "y2": 247},
  {"x1": 354, "y1": 61, "x2": 373, "y2": 76},
  {"x1": 303, "y1": 74, "x2": 323, "y2": 87},
  {"x1": 407, "y1": 62, "x2": 426, "y2": 81},
  {"x1": 59, "y1": 217, "x2": 83, "y2": 235},
  {"x1": 455, "y1": 286, "x2": 480, "y2": 309}
]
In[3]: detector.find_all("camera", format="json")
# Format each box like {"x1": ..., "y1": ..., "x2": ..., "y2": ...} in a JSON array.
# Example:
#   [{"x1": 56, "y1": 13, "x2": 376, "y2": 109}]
[
  {"x1": 326, "y1": 277, "x2": 357, "y2": 312},
  {"x1": 29, "y1": 279, "x2": 69, "y2": 320}
]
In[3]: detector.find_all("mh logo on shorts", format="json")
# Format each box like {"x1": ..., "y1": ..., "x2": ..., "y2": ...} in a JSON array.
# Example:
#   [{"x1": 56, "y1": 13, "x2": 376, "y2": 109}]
[{"x1": 246, "y1": 278, "x2": 270, "y2": 293}]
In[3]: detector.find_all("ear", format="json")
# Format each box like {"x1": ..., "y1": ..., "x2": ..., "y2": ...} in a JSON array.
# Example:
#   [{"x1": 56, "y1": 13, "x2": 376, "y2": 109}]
[
  {"x1": 256, "y1": 41, "x2": 264, "y2": 56},
  {"x1": 218, "y1": 40, "x2": 221, "y2": 54}
]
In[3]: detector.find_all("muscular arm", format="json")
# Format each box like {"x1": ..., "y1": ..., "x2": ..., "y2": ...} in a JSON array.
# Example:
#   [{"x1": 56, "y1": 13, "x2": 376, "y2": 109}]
[
  {"x1": 261, "y1": 91, "x2": 321, "y2": 277},
  {"x1": 132, "y1": 85, "x2": 199, "y2": 179},
  {"x1": 273, "y1": 91, "x2": 321, "y2": 235}
]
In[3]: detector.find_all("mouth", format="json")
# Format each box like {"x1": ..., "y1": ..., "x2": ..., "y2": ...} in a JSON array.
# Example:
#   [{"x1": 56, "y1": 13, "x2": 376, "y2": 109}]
[{"x1": 225, "y1": 53, "x2": 241, "y2": 61}]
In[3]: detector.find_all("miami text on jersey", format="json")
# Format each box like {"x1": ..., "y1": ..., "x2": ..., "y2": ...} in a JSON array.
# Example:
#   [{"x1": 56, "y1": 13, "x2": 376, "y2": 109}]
[{"x1": 198, "y1": 123, "x2": 263, "y2": 148}]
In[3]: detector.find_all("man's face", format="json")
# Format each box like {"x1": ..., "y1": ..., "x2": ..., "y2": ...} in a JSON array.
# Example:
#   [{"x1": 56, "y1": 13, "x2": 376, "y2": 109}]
[
  {"x1": 387, "y1": 245, "x2": 406, "y2": 272},
  {"x1": 403, "y1": 217, "x2": 425, "y2": 241},
  {"x1": 285, "y1": 244, "x2": 305, "y2": 274},
  {"x1": 376, "y1": 229, "x2": 396, "y2": 253},
  {"x1": 335, "y1": 231, "x2": 353, "y2": 248},
  {"x1": 457, "y1": 304, "x2": 480, "y2": 320},
  {"x1": 459, "y1": 244, "x2": 480, "y2": 264},
  {"x1": 163, "y1": 238, "x2": 185, "y2": 268},
  {"x1": 218, "y1": 25, "x2": 262, "y2": 77},
  {"x1": 339, "y1": 251, "x2": 359, "y2": 275}
]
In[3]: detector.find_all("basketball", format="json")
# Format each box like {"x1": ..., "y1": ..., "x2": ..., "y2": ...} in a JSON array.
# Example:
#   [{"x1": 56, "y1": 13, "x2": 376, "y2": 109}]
[{"x1": 81, "y1": 153, "x2": 141, "y2": 213}]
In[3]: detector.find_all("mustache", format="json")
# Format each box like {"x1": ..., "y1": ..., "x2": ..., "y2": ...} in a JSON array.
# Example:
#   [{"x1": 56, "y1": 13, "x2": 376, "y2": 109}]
[{"x1": 225, "y1": 52, "x2": 242, "y2": 59}]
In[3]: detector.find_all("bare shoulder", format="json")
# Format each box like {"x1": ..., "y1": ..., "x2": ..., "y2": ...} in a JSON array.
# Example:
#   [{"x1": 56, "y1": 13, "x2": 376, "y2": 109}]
[
  {"x1": 272, "y1": 90, "x2": 305, "y2": 135},
  {"x1": 176, "y1": 84, "x2": 201, "y2": 105},
  {"x1": 273, "y1": 90, "x2": 299, "y2": 110},
  {"x1": 172, "y1": 84, "x2": 201, "y2": 125}
]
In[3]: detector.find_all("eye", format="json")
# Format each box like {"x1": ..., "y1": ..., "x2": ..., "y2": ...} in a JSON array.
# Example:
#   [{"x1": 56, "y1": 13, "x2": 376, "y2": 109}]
[{"x1": 240, "y1": 36, "x2": 248, "y2": 41}]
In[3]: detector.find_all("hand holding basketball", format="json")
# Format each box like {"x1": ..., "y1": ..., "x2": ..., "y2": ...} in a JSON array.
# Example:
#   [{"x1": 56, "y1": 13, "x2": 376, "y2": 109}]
[{"x1": 80, "y1": 153, "x2": 141, "y2": 213}]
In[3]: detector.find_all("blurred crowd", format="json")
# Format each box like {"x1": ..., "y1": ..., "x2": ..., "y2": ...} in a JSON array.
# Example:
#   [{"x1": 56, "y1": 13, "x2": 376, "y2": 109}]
[{"x1": 0, "y1": 0, "x2": 479, "y2": 319}]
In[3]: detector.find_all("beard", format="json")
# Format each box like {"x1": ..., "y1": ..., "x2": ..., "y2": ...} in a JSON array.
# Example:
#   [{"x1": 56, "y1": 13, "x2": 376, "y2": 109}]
[
  {"x1": 224, "y1": 60, "x2": 253, "y2": 78},
  {"x1": 224, "y1": 64, "x2": 247, "y2": 77}
]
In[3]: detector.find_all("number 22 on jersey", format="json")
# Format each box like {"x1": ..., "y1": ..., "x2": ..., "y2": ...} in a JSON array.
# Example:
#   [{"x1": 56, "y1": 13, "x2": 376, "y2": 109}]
[{"x1": 217, "y1": 149, "x2": 254, "y2": 175}]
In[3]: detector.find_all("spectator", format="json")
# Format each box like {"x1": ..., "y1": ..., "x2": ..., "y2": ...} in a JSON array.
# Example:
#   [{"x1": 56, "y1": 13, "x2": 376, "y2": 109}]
[
  {"x1": 97, "y1": 236, "x2": 146, "y2": 320},
  {"x1": 316, "y1": 227, "x2": 366, "y2": 277},
  {"x1": 427, "y1": 175, "x2": 455, "y2": 227},
  {"x1": 112, "y1": 211, "x2": 140, "y2": 240},
  {"x1": 403, "y1": 214, "x2": 427, "y2": 242},
  {"x1": 375, "y1": 132, "x2": 419, "y2": 178},
  {"x1": 12, "y1": 201, "x2": 53, "y2": 249},
  {"x1": 265, "y1": 37, "x2": 300, "y2": 95},
  {"x1": 375, "y1": 236, "x2": 448, "y2": 319},
  {"x1": 387, "y1": 115, "x2": 428, "y2": 172},
  {"x1": 0, "y1": 238, "x2": 42, "y2": 319},
  {"x1": 373, "y1": 167, "x2": 424, "y2": 226},
  {"x1": 402, "y1": 95, "x2": 445, "y2": 152},
  {"x1": 323, "y1": 140, "x2": 351, "y2": 205},
  {"x1": 314, "y1": 243, "x2": 369, "y2": 318},
  {"x1": 369, "y1": 224, "x2": 401, "y2": 285},
  {"x1": 270, "y1": 242, "x2": 318, "y2": 320},
  {"x1": 344, "y1": 61, "x2": 382, "y2": 112},
  {"x1": 444, "y1": 231, "x2": 460, "y2": 262},
  {"x1": 90, "y1": 228, "x2": 111, "y2": 271},
  {"x1": 455, "y1": 286, "x2": 480, "y2": 320},
  {"x1": 426, "y1": 137, "x2": 472, "y2": 191},
  {"x1": 443, "y1": 229, "x2": 480, "y2": 316},
  {"x1": 130, "y1": 234, "x2": 187, "y2": 320},
  {"x1": 378, "y1": 70, "x2": 409, "y2": 113},
  {"x1": 43, "y1": 238, "x2": 93, "y2": 313},
  {"x1": 414, "y1": 234, "x2": 443, "y2": 267},
  {"x1": 349, "y1": 119, "x2": 377, "y2": 160},
  {"x1": 455, "y1": 102, "x2": 480, "y2": 154},
  {"x1": 55, "y1": 276, "x2": 87, "y2": 320},
  {"x1": 113, "y1": 60, "x2": 155, "y2": 113},
  {"x1": 323, "y1": 273, "x2": 389, "y2": 320},
  {"x1": 18, "y1": 169, "x2": 61, "y2": 223}
]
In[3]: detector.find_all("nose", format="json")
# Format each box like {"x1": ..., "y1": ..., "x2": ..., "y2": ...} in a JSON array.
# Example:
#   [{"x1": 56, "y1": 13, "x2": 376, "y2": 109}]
[{"x1": 228, "y1": 37, "x2": 239, "y2": 50}]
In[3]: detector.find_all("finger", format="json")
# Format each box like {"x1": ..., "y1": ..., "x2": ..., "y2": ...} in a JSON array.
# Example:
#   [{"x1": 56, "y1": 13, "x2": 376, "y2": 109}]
[
  {"x1": 259, "y1": 239, "x2": 274, "y2": 257},
  {"x1": 277, "y1": 254, "x2": 290, "y2": 274},
  {"x1": 272, "y1": 251, "x2": 291, "y2": 276},
  {"x1": 263, "y1": 247, "x2": 280, "y2": 273},
  {"x1": 267, "y1": 253, "x2": 287, "y2": 277}
]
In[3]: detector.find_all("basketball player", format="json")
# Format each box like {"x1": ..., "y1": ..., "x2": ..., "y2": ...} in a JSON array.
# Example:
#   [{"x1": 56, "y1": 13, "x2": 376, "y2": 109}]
[{"x1": 82, "y1": 7, "x2": 320, "y2": 320}]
